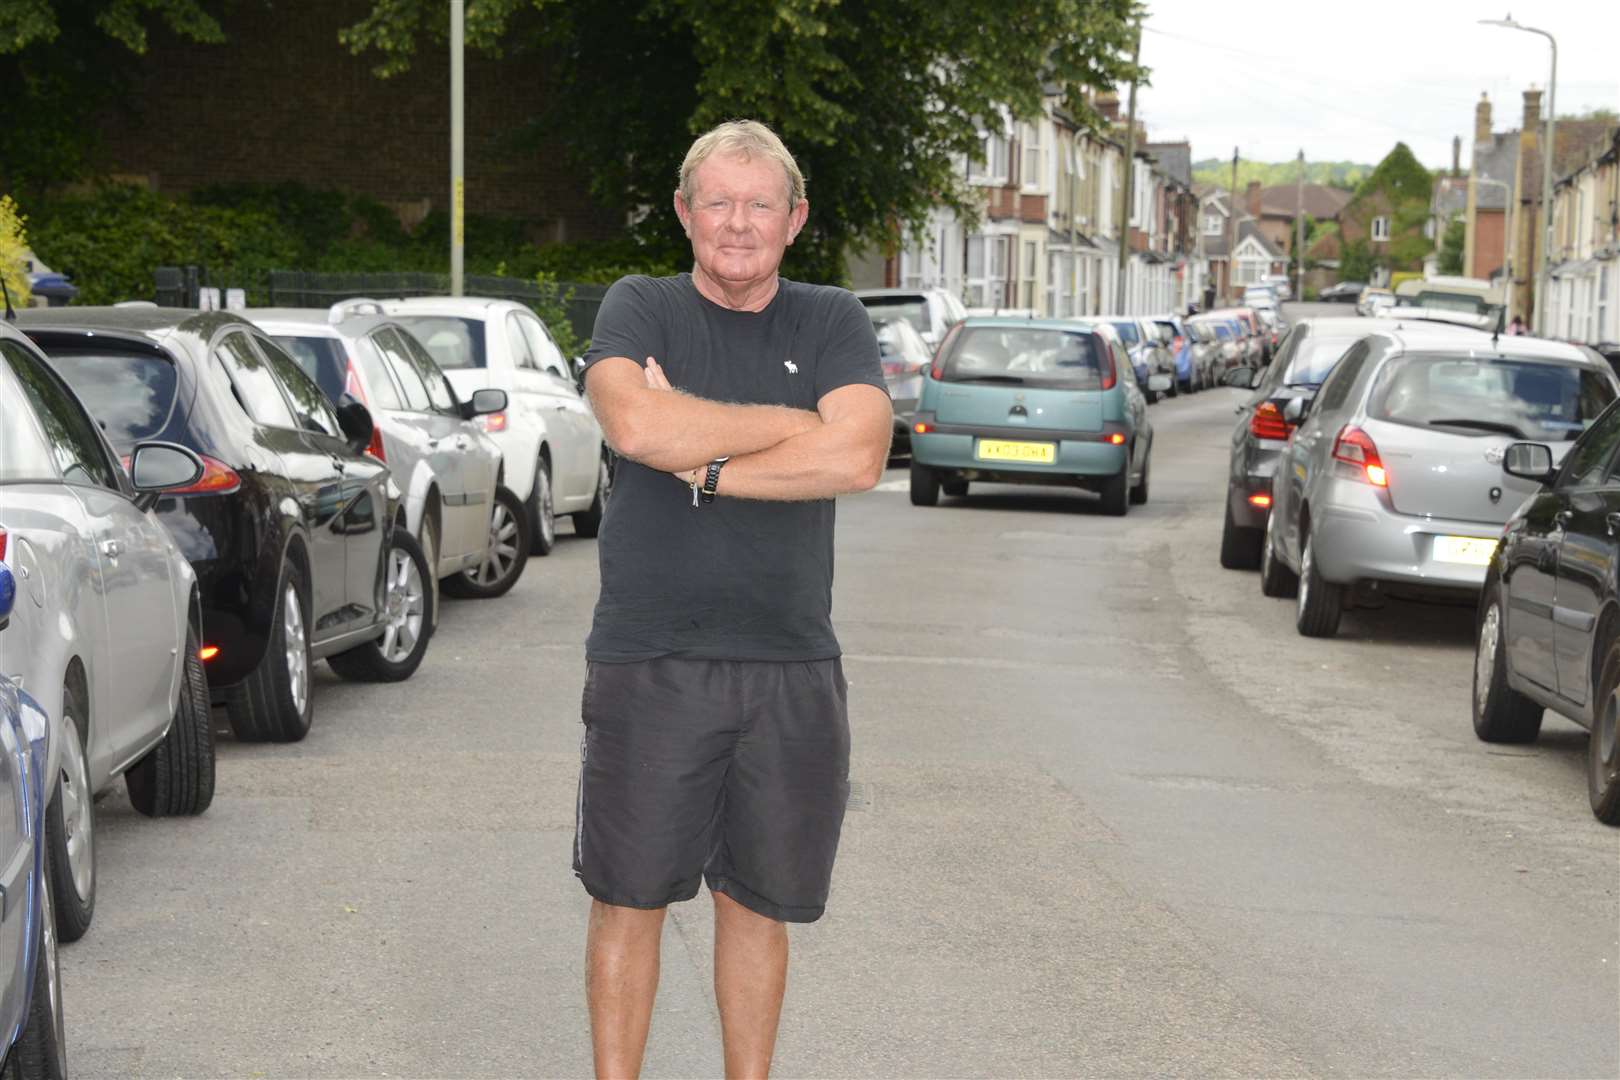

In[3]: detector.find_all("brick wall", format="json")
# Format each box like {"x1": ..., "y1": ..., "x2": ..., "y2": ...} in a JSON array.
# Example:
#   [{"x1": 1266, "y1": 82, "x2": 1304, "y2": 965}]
[
  {"x1": 94, "y1": 1, "x2": 621, "y2": 241},
  {"x1": 1471, "y1": 208, "x2": 1507, "y2": 279}
]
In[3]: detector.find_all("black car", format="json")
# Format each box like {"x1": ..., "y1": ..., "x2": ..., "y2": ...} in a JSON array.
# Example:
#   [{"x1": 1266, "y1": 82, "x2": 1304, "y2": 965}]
[
  {"x1": 1218, "y1": 316, "x2": 1373, "y2": 570},
  {"x1": 1318, "y1": 281, "x2": 1366, "y2": 303},
  {"x1": 19, "y1": 308, "x2": 433, "y2": 743},
  {"x1": 1476, "y1": 414, "x2": 1620, "y2": 825}
]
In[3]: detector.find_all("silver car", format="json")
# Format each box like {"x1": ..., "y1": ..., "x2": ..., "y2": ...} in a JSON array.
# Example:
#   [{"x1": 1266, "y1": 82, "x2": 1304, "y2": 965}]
[
  {"x1": 249, "y1": 303, "x2": 526, "y2": 606},
  {"x1": 1261, "y1": 328, "x2": 1620, "y2": 637},
  {"x1": 0, "y1": 321, "x2": 215, "y2": 943},
  {"x1": 855, "y1": 287, "x2": 968, "y2": 349}
]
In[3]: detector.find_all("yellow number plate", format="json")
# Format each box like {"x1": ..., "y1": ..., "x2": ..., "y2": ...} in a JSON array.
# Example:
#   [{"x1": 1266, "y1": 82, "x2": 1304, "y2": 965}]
[
  {"x1": 1433, "y1": 535, "x2": 1496, "y2": 566},
  {"x1": 976, "y1": 439, "x2": 1056, "y2": 464}
]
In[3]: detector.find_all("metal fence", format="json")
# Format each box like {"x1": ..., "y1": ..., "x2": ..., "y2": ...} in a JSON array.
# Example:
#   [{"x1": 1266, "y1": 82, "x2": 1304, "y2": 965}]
[{"x1": 153, "y1": 266, "x2": 608, "y2": 342}]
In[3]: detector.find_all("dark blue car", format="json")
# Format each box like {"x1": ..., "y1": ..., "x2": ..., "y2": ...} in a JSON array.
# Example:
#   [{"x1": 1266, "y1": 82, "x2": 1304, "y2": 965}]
[{"x1": 0, "y1": 564, "x2": 67, "y2": 1078}]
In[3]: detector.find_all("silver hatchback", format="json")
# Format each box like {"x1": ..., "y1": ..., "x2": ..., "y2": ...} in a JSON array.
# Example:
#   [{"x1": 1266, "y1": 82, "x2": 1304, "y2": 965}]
[{"x1": 1261, "y1": 328, "x2": 1620, "y2": 637}]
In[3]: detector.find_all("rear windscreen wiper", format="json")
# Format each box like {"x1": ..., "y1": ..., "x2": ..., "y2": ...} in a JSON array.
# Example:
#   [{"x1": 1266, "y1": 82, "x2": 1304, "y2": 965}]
[
  {"x1": 1427, "y1": 418, "x2": 1526, "y2": 437},
  {"x1": 953, "y1": 374, "x2": 1026, "y2": 384}
]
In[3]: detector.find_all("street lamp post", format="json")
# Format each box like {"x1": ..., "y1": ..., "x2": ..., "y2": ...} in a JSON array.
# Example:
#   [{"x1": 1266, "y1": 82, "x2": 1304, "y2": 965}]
[
  {"x1": 450, "y1": 0, "x2": 465, "y2": 297},
  {"x1": 1479, "y1": 14, "x2": 1556, "y2": 335}
]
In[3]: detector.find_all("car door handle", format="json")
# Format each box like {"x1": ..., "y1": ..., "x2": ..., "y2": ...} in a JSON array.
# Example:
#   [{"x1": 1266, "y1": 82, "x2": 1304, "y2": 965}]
[
  {"x1": 101, "y1": 539, "x2": 122, "y2": 559},
  {"x1": 454, "y1": 435, "x2": 470, "y2": 449},
  {"x1": 332, "y1": 457, "x2": 347, "y2": 474},
  {"x1": 1606, "y1": 512, "x2": 1620, "y2": 537},
  {"x1": 1553, "y1": 510, "x2": 1573, "y2": 530}
]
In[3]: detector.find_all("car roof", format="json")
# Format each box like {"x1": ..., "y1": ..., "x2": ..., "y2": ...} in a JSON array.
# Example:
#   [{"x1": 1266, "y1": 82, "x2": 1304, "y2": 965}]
[
  {"x1": 960, "y1": 316, "x2": 1107, "y2": 334},
  {"x1": 1382, "y1": 329, "x2": 1607, "y2": 368},
  {"x1": 853, "y1": 288, "x2": 946, "y2": 299},
  {"x1": 14, "y1": 305, "x2": 257, "y2": 347},
  {"x1": 246, "y1": 307, "x2": 395, "y2": 339},
  {"x1": 383, "y1": 296, "x2": 516, "y2": 317}
]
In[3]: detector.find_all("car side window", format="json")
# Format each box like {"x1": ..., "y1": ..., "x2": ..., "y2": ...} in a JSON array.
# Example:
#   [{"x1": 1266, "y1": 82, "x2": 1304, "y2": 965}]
[
  {"x1": 255, "y1": 336, "x2": 343, "y2": 439},
  {"x1": 1114, "y1": 342, "x2": 1137, "y2": 388},
  {"x1": 215, "y1": 332, "x2": 297, "y2": 429},
  {"x1": 1315, "y1": 341, "x2": 1370, "y2": 414},
  {"x1": 1, "y1": 339, "x2": 119, "y2": 489},
  {"x1": 506, "y1": 313, "x2": 539, "y2": 370},
  {"x1": 1563, "y1": 405, "x2": 1620, "y2": 488},
  {"x1": 519, "y1": 315, "x2": 570, "y2": 382},
  {"x1": 351, "y1": 336, "x2": 406, "y2": 411},
  {"x1": 394, "y1": 329, "x2": 459, "y2": 413},
  {"x1": 373, "y1": 329, "x2": 435, "y2": 412}
]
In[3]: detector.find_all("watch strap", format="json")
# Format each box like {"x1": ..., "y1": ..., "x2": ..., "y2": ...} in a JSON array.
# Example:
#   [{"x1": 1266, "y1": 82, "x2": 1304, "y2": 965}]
[{"x1": 701, "y1": 457, "x2": 729, "y2": 503}]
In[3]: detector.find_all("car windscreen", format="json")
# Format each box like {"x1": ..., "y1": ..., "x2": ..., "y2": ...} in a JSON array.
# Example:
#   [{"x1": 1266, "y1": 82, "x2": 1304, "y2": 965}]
[
  {"x1": 44, "y1": 348, "x2": 180, "y2": 453},
  {"x1": 1368, "y1": 355, "x2": 1617, "y2": 442},
  {"x1": 1282, "y1": 335, "x2": 1360, "y2": 387},
  {"x1": 1396, "y1": 292, "x2": 1489, "y2": 315},
  {"x1": 1106, "y1": 321, "x2": 1139, "y2": 346},
  {"x1": 859, "y1": 297, "x2": 929, "y2": 336},
  {"x1": 939, "y1": 326, "x2": 1106, "y2": 389},
  {"x1": 391, "y1": 315, "x2": 487, "y2": 369},
  {"x1": 1214, "y1": 324, "x2": 1233, "y2": 339},
  {"x1": 273, "y1": 335, "x2": 348, "y2": 404}
]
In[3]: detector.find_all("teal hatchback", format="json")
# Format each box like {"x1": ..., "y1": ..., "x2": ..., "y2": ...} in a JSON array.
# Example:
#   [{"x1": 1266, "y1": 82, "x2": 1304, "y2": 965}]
[{"x1": 908, "y1": 318, "x2": 1164, "y2": 515}]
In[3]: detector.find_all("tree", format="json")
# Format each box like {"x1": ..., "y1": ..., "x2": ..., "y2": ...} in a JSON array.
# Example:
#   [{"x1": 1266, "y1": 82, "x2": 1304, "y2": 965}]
[
  {"x1": 1437, "y1": 216, "x2": 1465, "y2": 275},
  {"x1": 339, "y1": 0, "x2": 1145, "y2": 283}
]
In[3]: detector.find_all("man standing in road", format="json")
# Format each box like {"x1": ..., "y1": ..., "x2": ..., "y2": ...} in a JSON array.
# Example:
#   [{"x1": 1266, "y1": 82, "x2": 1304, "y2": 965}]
[{"x1": 573, "y1": 120, "x2": 892, "y2": 1079}]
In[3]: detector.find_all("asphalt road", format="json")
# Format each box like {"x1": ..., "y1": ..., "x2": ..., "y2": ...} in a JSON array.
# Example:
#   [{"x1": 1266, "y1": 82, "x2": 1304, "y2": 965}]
[{"x1": 67, "y1": 332, "x2": 1619, "y2": 1077}]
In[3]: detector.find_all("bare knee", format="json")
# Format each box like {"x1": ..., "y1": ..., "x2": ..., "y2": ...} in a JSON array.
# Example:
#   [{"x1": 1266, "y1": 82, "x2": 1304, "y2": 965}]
[
  {"x1": 589, "y1": 900, "x2": 667, "y2": 944},
  {"x1": 712, "y1": 890, "x2": 784, "y2": 939}
]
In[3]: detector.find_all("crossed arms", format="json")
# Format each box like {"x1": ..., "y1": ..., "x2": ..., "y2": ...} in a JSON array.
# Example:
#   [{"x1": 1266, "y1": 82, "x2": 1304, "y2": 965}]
[{"x1": 585, "y1": 356, "x2": 892, "y2": 501}]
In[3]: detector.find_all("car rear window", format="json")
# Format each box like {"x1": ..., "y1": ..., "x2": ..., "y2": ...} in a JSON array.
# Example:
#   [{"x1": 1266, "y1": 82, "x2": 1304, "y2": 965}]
[
  {"x1": 1368, "y1": 355, "x2": 1617, "y2": 442},
  {"x1": 1282, "y1": 335, "x2": 1361, "y2": 387},
  {"x1": 44, "y1": 348, "x2": 180, "y2": 452},
  {"x1": 1106, "y1": 321, "x2": 1140, "y2": 346},
  {"x1": 858, "y1": 297, "x2": 929, "y2": 336},
  {"x1": 939, "y1": 326, "x2": 1107, "y2": 389},
  {"x1": 273, "y1": 335, "x2": 348, "y2": 404},
  {"x1": 392, "y1": 315, "x2": 487, "y2": 369}
]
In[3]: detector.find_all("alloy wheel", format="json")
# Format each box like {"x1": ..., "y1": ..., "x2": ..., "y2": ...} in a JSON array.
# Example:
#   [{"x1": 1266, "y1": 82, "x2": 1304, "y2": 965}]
[
  {"x1": 477, "y1": 501, "x2": 521, "y2": 586},
  {"x1": 1298, "y1": 536, "x2": 1314, "y2": 614},
  {"x1": 283, "y1": 582, "x2": 308, "y2": 717},
  {"x1": 1476, "y1": 603, "x2": 1502, "y2": 718},
  {"x1": 1602, "y1": 688, "x2": 1620, "y2": 777},
  {"x1": 379, "y1": 544, "x2": 426, "y2": 663},
  {"x1": 539, "y1": 465, "x2": 556, "y2": 547},
  {"x1": 58, "y1": 724, "x2": 93, "y2": 903},
  {"x1": 40, "y1": 871, "x2": 64, "y2": 1063}
]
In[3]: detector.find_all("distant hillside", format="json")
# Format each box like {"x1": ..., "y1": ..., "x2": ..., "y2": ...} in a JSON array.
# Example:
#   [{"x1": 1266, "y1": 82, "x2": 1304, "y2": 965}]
[{"x1": 1191, "y1": 158, "x2": 1372, "y2": 191}]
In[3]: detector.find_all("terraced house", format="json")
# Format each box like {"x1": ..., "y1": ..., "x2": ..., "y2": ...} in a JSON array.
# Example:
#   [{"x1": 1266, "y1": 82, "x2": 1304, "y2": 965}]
[{"x1": 1546, "y1": 126, "x2": 1620, "y2": 346}]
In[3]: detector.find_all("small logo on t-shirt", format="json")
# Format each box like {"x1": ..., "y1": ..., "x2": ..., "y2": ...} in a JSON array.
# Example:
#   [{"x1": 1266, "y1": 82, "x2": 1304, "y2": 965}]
[{"x1": 784, "y1": 359, "x2": 798, "y2": 374}]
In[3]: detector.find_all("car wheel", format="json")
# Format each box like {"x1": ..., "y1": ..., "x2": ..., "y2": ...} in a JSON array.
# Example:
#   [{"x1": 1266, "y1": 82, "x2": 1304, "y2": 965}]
[
  {"x1": 573, "y1": 454, "x2": 613, "y2": 539},
  {"x1": 328, "y1": 529, "x2": 434, "y2": 682},
  {"x1": 1129, "y1": 441, "x2": 1150, "y2": 505},
  {"x1": 1294, "y1": 526, "x2": 1343, "y2": 637},
  {"x1": 226, "y1": 559, "x2": 314, "y2": 743},
  {"x1": 1586, "y1": 624, "x2": 1620, "y2": 824},
  {"x1": 909, "y1": 461, "x2": 940, "y2": 507},
  {"x1": 527, "y1": 458, "x2": 557, "y2": 556},
  {"x1": 11, "y1": 869, "x2": 67, "y2": 1078},
  {"x1": 941, "y1": 479, "x2": 968, "y2": 497},
  {"x1": 1259, "y1": 511, "x2": 1298, "y2": 598},
  {"x1": 444, "y1": 486, "x2": 531, "y2": 600},
  {"x1": 419, "y1": 513, "x2": 440, "y2": 631},
  {"x1": 1219, "y1": 498, "x2": 1263, "y2": 570},
  {"x1": 126, "y1": 619, "x2": 216, "y2": 818},
  {"x1": 1472, "y1": 586, "x2": 1543, "y2": 744},
  {"x1": 45, "y1": 678, "x2": 94, "y2": 943},
  {"x1": 1098, "y1": 454, "x2": 1129, "y2": 517}
]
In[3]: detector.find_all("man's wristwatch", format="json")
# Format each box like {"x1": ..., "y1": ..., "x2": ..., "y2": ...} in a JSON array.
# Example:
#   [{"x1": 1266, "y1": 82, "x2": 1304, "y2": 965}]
[{"x1": 701, "y1": 457, "x2": 729, "y2": 504}]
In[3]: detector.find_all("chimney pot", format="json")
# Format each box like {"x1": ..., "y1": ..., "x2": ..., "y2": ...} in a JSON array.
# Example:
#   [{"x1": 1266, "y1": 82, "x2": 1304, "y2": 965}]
[
  {"x1": 1523, "y1": 86, "x2": 1542, "y2": 132},
  {"x1": 1474, "y1": 92, "x2": 1492, "y2": 147},
  {"x1": 1452, "y1": 135, "x2": 1461, "y2": 176}
]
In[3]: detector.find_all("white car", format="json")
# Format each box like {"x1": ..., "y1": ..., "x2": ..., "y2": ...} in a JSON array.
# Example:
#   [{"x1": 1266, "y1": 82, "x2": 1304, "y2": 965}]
[
  {"x1": 383, "y1": 297, "x2": 610, "y2": 555},
  {"x1": 0, "y1": 321, "x2": 215, "y2": 944},
  {"x1": 1260, "y1": 274, "x2": 1292, "y2": 301},
  {"x1": 855, "y1": 288, "x2": 968, "y2": 349}
]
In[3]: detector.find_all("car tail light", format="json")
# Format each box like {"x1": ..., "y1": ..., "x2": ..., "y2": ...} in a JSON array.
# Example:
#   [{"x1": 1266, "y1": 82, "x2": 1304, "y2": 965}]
[
  {"x1": 912, "y1": 411, "x2": 935, "y2": 435},
  {"x1": 1108, "y1": 432, "x2": 1126, "y2": 446},
  {"x1": 1333, "y1": 425, "x2": 1388, "y2": 487},
  {"x1": 365, "y1": 425, "x2": 386, "y2": 462},
  {"x1": 1099, "y1": 346, "x2": 1117, "y2": 391},
  {"x1": 168, "y1": 455, "x2": 243, "y2": 496},
  {"x1": 344, "y1": 359, "x2": 367, "y2": 405},
  {"x1": 478, "y1": 411, "x2": 508, "y2": 434},
  {"x1": 1249, "y1": 493, "x2": 1272, "y2": 508},
  {"x1": 0, "y1": 527, "x2": 7, "y2": 562},
  {"x1": 199, "y1": 645, "x2": 220, "y2": 662},
  {"x1": 1250, "y1": 401, "x2": 1292, "y2": 441}
]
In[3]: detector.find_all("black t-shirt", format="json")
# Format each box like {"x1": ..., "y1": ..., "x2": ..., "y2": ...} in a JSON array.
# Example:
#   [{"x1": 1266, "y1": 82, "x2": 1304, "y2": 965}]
[{"x1": 581, "y1": 273, "x2": 886, "y2": 662}]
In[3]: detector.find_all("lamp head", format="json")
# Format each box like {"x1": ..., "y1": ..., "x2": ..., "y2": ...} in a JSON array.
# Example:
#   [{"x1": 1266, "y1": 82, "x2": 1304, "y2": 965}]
[{"x1": 1478, "y1": 15, "x2": 1522, "y2": 29}]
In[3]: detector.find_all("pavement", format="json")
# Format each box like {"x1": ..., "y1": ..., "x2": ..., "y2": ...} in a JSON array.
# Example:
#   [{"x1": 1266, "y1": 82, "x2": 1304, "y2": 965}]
[{"x1": 66, "y1": 318, "x2": 1620, "y2": 1076}]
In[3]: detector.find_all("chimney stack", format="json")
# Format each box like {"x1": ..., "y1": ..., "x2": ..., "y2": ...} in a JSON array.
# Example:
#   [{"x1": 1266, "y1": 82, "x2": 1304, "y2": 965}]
[
  {"x1": 1452, "y1": 135, "x2": 1461, "y2": 177},
  {"x1": 1522, "y1": 86, "x2": 1542, "y2": 135},
  {"x1": 1097, "y1": 93, "x2": 1120, "y2": 124},
  {"x1": 1245, "y1": 180, "x2": 1261, "y2": 218},
  {"x1": 1474, "y1": 92, "x2": 1492, "y2": 147}
]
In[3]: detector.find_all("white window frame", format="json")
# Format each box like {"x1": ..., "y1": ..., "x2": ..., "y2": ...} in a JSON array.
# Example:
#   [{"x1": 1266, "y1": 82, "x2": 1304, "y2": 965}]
[
  {"x1": 1022, "y1": 122, "x2": 1043, "y2": 193},
  {"x1": 1203, "y1": 211, "x2": 1224, "y2": 236},
  {"x1": 1372, "y1": 216, "x2": 1390, "y2": 242}
]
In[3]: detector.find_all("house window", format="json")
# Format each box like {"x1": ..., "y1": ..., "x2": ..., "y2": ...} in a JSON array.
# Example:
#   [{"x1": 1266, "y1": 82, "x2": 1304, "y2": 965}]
[
  {"x1": 1022, "y1": 240, "x2": 1038, "y2": 308},
  {"x1": 1372, "y1": 216, "x2": 1390, "y2": 242},
  {"x1": 1022, "y1": 123, "x2": 1042, "y2": 191},
  {"x1": 966, "y1": 236, "x2": 986, "y2": 306},
  {"x1": 1203, "y1": 212, "x2": 1223, "y2": 236},
  {"x1": 968, "y1": 130, "x2": 1009, "y2": 186},
  {"x1": 1600, "y1": 265, "x2": 1611, "y2": 343}
]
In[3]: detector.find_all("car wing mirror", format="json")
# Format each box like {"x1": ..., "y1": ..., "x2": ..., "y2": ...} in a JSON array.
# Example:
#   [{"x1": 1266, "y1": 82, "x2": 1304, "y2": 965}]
[
  {"x1": 1281, "y1": 396, "x2": 1313, "y2": 424},
  {"x1": 0, "y1": 563, "x2": 14, "y2": 631},
  {"x1": 1146, "y1": 373, "x2": 1173, "y2": 393},
  {"x1": 335, "y1": 393, "x2": 375, "y2": 454},
  {"x1": 464, "y1": 387, "x2": 508, "y2": 418},
  {"x1": 1502, "y1": 442, "x2": 1556, "y2": 484},
  {"x1": 129, "y1": 441, "x2": 205, "y2": 491},
  {"x1": 1221, "y1": 367, "x2": 1255, "y2": 388}
]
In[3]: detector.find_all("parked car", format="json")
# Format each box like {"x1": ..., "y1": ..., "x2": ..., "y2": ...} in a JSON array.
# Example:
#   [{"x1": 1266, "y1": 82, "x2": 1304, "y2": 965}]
[
  {"x1": 1193, "y1": 317, "x2": 1242, "y2": 374},
  {"x1": 871, "y1": 316, "x2": 932, "y2": 452},
  {"x1": 1151, "y1": 315, "x2": 1199, "y2": 393},
  {"x1": 1260, "y1": 328, "x2": 1619, "y2": 638},
  {"x1": 1475, "y1": 414, "x2": 1620, "y2": 824},
  {"x1": 854, "y1": 287, "x2": 968, "y2": 349},
  {"x1": 1219, "y1": 316, "x2": 1464, "y2": 571},
  {"x1": 1356, "y1": 287, "x2": 1395, "y2": 317},
  {"x1": 383, "y1": 297, "x2": 610, "y2": 556},
  {"x1": 908, "y1": 318, "x2": 1166, "y2": 515},
  {"x1": 1205, "y1": 308, "x2": 1264, "y2": 367},
  {"x1": 20, "y1": 307, "x2": 433, "y2": 747},
  {"x1": 250, "y1": 302, "x2": 527, "y2": 608},
  {"x1": 1242, "y1": 285, "x2": 1279, "y2": 313},
  {"x1": 1319, "y1": 281, "x2": 1366, "y2": 303},
  {"x1": 1182, "y1": 319, "x2": 1226, "y2": 390},
  {"x1": 1105, "y1": 318, "x2": 1176, "y2": 401},
  {"x1": 0, "y1": 566, "x2": 68, "y2": 1078},
  {"x1": 1, "y1": 317, "x2": 217, "y2": 943},
  {"x1": 1260, "y1": 273, "x2": 1293, "y2": 301}
]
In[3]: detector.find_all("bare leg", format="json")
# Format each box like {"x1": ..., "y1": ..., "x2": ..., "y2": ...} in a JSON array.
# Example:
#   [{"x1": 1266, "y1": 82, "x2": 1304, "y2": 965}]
[
  {"x1": 712, "y1": 889, "x2": 788, "y2": 1080},
  {"x1": 586, "y1": 900, "x2": 667, "y2": 1080}
]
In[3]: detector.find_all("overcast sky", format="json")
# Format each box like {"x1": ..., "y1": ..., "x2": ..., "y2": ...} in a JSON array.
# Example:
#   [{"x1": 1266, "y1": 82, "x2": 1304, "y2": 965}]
[{"x1": 1135, "y1": 0, "x2": 1620, "y2": 169}]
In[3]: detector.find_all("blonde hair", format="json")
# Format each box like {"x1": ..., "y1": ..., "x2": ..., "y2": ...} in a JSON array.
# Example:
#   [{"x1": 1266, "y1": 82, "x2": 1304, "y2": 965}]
[{"x1": 678, "y1": 120, "x2": 806, "y2": 209}]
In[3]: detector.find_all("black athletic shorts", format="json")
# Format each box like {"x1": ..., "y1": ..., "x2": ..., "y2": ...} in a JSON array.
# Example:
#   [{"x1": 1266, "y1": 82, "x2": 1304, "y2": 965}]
[{"x1": 572, "y1": 657, "x2": 850, "y2": 923}]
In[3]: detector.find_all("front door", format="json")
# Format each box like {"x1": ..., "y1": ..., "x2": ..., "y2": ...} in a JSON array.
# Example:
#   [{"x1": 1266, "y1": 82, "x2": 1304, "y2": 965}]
[
  {"x1": 378, "y1": 328, "x2": 478, "y2": 559},
  {"x1": 518, "y1": 314, "x2": 597, "y2": 506},
  {"x1": 1548, "y1": 412, "x2": 1620, "y2": 704},
  {"x1": 1504, "y1": 490, "x2": 1565, "y2": 693}
]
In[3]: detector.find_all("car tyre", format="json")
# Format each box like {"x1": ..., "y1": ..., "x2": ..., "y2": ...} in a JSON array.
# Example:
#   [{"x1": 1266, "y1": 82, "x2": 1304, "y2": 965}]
[
  {"x1": 941, "y1": 479, "x2": 968, "y2": 497},
  {"x1": 9, "y1": 870, "x2": 67, "y2": 1079},
  {"x1": 1472, "y1": 585, "x2": 1544, "y2": 744},
  {"x1": 126, "y1": 620, "x2": 216, "y2": 818},
  {"x1": 527, "y1": 458, "x2": 557, "y2": 556},
  {"x1": 1588, "y1": 627, "x2": 1620, "y2": 824},
  {"x1": 226, "y1": 559, "x2": 313, "y2": 743},
  {"x1": 909, "y1": 461, "x2": 940, "y2": 507},
  {"x1": 1259, "y1": 512, "x2": 1298, "y2": 598},
  {"x1": 1130, "y1": 442, "x2": 1150, "y2": 505},
  {"x1": 1098, "y1": 455, "x2": 1129, "y2": 517},
  {"x1": 573, "y1": 454, "x2": 613, "y2": 539},
  {"x1": 1220, "y1": 498, "x2": 1263, "y2": 570},
  {"x1": 444, "y1": 486, "x2": 531, "y2": 600},
  {"x1": 328, "y1": 529, "x2": 434, "y2": 682},
  {"x1": 419, "y1": 512, "x2": 441, "y2": 631},
  {"x1": 45, "y1": 678, "x2": 94, "y2": 942},
  {"x1": 1295, "y1": 526, "x2": 1343, "y2": 637}
]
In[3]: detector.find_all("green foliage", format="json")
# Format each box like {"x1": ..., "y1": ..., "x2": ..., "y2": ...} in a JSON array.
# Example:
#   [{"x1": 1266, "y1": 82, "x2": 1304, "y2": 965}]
[
  {"x1": 1437, "y1": 217, "x2": 1465, "y2": 275},
  {"x1": 1191, "y1": 158, "x2": 1369, "y2": 191},
  {"x1": 533, "y1": 272, "x2": 587, "y2": 357},
  {"x1": 0, "y1": 0, "x2": 223, "y2": 53},
  {"x1": 1339, "y1": 239, "x2": 1372, "y2": 284},
  {"x1": 341, "y1": 0, "x2": 1145, "y2": 284},
  {"x1": 0, "y1": 194, "x2": 32, "y2": 306},
  {"x1": 1353, "y1": 143, "x2": 1432, "y2": 205}
]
